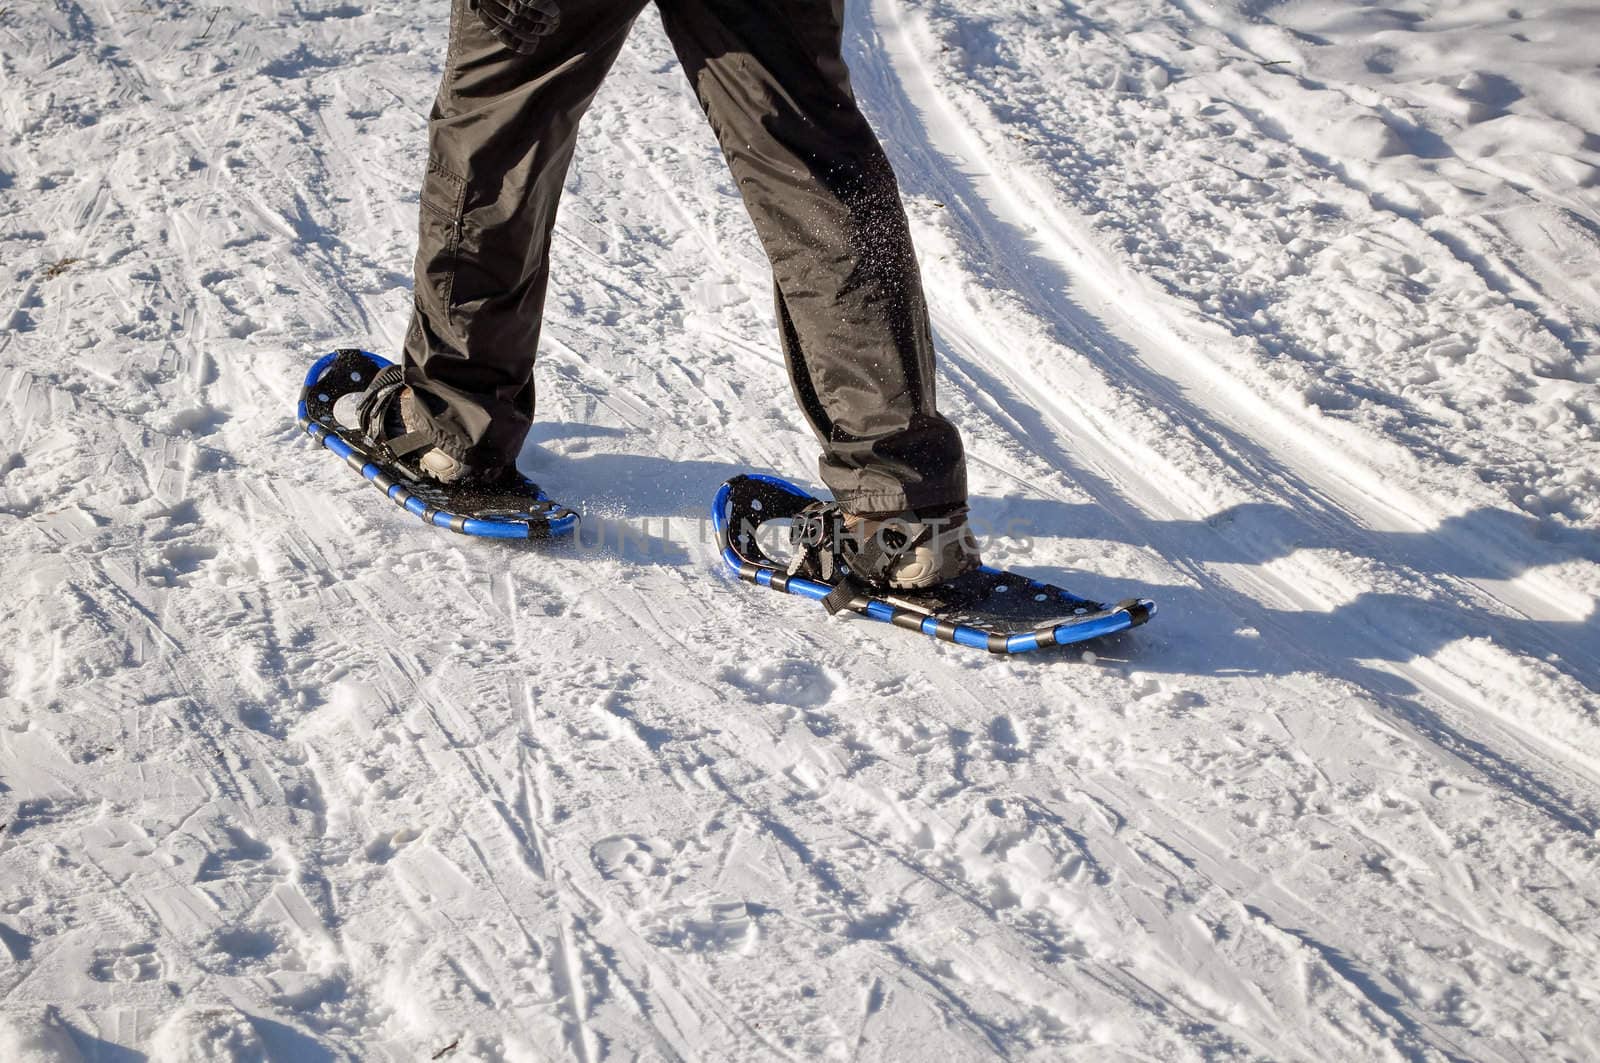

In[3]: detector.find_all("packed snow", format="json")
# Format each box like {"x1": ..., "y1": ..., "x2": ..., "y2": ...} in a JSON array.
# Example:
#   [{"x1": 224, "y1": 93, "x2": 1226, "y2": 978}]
[{"x1": 2, "y1": 0, "x2": 1598, "y2": 1059}]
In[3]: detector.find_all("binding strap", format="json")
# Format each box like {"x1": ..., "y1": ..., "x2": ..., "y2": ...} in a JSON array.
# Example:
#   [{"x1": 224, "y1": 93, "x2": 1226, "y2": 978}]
[{"x1": 353, "y1": 365, "x2": 434, "y2": 460}]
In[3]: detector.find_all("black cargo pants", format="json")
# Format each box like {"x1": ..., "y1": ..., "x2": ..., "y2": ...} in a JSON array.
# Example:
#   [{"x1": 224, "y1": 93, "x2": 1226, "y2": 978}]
[{"x1": 403, "y1": 0, "x2": 967, "y2": 515}]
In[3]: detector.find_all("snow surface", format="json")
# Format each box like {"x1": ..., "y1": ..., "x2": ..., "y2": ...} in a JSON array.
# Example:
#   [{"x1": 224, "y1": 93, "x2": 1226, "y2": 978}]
[{"x1": 2, "y1": 0, "x2": 1598, "y2": 1058}]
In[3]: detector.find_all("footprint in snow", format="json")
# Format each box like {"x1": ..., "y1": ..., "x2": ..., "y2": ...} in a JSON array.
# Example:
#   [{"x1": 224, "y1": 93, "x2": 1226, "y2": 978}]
[
  {"x1": 88, "y1": 942, "x2": 162, "y2": 982},
  {"x1": 642, "y1": 901, "x2": 758, "y2": 953},
  {"x1": 1130, "y1": 674, "x2": 1206, "y2": 711},
  {"x1": 591, "y1": 834, "x2": 666, "y2": 883},
  {"x1": 718, "y1": 658, "x2": 837, "y2": 708},
  {"x1": 198, "y1": 926, "x2": 300, "y2": 980},
  {"x1": 195, "y1": 824, "x2": 273, "y2": 882},
  {"x1": 364, "y1": 826, "x2": 421, "y2": 864},
  {"x1": 163, "y1": 404, "x2": 230, "y2": 437},
  {"x1": 148, "y1": 1004, "x2": 266, "y2": 1062}
]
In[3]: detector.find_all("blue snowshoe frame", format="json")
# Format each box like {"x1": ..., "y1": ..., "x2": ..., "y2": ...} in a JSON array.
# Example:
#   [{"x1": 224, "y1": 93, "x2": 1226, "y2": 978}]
[
  {"x1": 297, "y1": 350, "x2": 578, "y2": 540},
  {"x1": 713, "y1": 474, "x2": 1155, "y2": 654}
]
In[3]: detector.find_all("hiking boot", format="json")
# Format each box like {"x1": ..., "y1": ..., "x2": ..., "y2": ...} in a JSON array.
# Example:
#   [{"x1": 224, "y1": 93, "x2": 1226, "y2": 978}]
[
  {"x1": 842, "y1": 506, "x2": 982, "y2": 590},
  {"x1": 788, "y1": 500, "x2": 982, "y2": 607}
]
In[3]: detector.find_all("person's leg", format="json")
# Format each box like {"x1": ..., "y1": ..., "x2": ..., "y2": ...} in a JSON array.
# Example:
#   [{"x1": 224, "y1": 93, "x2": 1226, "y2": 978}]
[
  {"x1": 655, "y1": 0, "x2": 966, "y2": 516},
  {"x1": 405, "y1": 0, "x2": 647, "y2": 472}
]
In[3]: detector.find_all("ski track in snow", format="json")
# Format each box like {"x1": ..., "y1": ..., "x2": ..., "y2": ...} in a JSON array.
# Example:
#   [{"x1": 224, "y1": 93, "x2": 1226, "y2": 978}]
[{"x1": 1, "y1": 0, "x2": 1598, "y2": 1059}]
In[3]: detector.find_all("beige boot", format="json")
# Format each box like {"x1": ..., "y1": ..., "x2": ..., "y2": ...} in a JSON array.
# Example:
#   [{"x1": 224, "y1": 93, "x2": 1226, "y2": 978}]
[{"x1": 840, "y1": 507, "x2": 983, "y2": 590}]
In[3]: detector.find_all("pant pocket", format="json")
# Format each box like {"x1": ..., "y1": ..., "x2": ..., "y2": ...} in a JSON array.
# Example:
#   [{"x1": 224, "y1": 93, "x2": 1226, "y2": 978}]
[{"x1": 417, "y1": 155, "x2": 468, "y2": 326}]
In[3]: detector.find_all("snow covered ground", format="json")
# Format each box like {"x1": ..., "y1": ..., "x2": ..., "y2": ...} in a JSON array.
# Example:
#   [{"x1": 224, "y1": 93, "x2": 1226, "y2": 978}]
[{"x1": 2, "y1": 0, "x2": 1598, "y2": 1058}]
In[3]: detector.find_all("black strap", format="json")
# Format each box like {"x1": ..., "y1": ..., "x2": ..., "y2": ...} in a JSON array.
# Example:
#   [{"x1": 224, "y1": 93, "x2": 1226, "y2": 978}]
[
  {"x1": 350, "y1": 365, "x2": 423, "y2": 463},
  {"x1": 820, "y1": 578, "x2": 863, "y2": 616},
  {"x1": 847, "y1": 520, "x2": 931, "y2": 586},
  {"x1": 354, "y1": 365, "x2": 404, "y2": 431},
  {"x1": 786, "y1": 502, "x2": 838, "y2": 582},
  {"x1": 385, "y1": 430, "x2": 435, "y2": 458}
]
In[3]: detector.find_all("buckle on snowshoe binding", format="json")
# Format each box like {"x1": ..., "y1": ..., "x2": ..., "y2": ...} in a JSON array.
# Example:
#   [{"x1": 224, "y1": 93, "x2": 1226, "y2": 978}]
[{"x1": 786, "y1": 502, "x2": 941, "y2": 615}]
